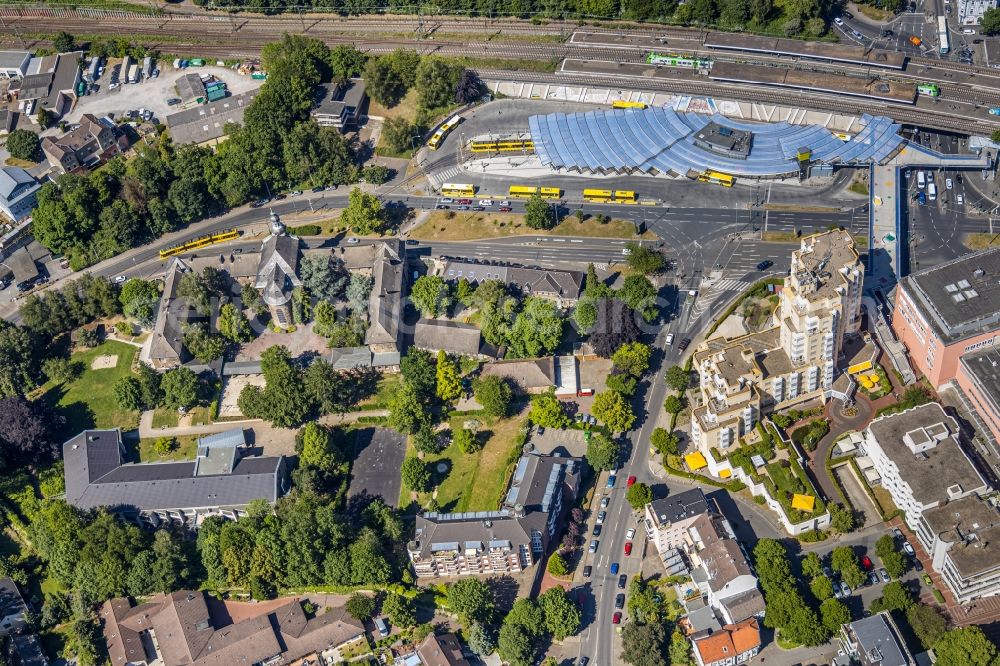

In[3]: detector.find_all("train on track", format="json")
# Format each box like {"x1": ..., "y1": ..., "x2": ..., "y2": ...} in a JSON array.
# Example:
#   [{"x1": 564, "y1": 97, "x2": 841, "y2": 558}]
[
  {"x1": 159, "y1": 228, "x2": 240, "y2": 259},
  {"x1": 647, "y1": 52, "x2": 713, "y2": 69}
]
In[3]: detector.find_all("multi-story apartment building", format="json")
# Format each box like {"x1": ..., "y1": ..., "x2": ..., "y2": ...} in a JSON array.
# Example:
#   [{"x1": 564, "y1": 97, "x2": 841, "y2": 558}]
[
  {"x1": 861, "y1": 403, "x2": 989, "y2": 529},
  {"x1": 407, "y1": 451, "x2": 580, "y2": 578},
  {"x1": 861, "y1": 402, "x2": 999, "y2": 602},
  {"x1": 692, "y1": 230, "x2": 862, "y2": 452},
  {"x1": 892, "y1": 247, "x2": 1000, "y2": 389},
  {"x1": 917, "y1": 493, "x2": 1000, "y2": 603},
  {"x1": 837, "y1": 612, "x2": 915, "y2": 666},
  {"x1": 644, "y1": 489, "x2": 711, "y2": 554},
  {"x1": 954, "y1": 345, "x2": 1000, "y2": 444}
]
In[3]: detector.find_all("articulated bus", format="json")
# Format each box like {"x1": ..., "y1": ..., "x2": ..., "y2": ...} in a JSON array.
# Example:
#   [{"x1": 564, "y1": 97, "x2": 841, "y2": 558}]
[
  {"x1": 427, "y1": 114, "x2": 463, "y2": 151},
  {"x1": 160, "y1": 228, "x2": 240, "y2": 260},
  {"x1": 469, "y1": 138, "x2": 535, "y2": 153},
  {"x1": 583, "y1": 189, "x2": 638, "y2": 203},
  {"x1": 614, "y1": 190, "x2": 637, "y2": 203},
  {"x1": 697, "y1": 171, "x2": 735, "y2": 187},
  {"x1": 611, "y1": 100, "x2": 648, "y2": 109},
  {"x1": 440, "y1": 183, "x2": 476, "y2": 197},
  {"x1": 917, "y1": 83, "x2": 940, "y2": 97},
  {"x1": 647, "y1": 52, "x2": 713, "y2": 69},
  {"x1": 508, "y1": 185, "x2": 561, "y2": 199}
]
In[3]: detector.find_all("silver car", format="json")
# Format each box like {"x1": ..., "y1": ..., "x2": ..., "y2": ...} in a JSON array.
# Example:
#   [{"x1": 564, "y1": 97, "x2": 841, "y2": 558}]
[
  {"x1": 840, "y1": 581, "x2": 852, "y2": 597},
  {"x1": 589, "y1": 540, "x2": 598, "y2": 553}
]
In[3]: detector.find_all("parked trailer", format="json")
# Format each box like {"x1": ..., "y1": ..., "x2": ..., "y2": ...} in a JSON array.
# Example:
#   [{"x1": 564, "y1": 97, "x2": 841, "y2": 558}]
[
  {"x1": 86, "y1": 57, "x2": 100, "y2": 82},
  {"x1": 121, "y1": 55, "x2": 132, "y2": 80},
  {"x1": 142, "y1": 56, "x2": 153, "y2": 79},
  {"x1": 126, "y1": 63, "x2": 139, "y2": 83}
]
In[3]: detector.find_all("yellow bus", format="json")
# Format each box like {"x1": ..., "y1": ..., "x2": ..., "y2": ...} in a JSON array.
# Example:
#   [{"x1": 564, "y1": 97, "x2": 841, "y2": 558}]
[
  {"x1": 160, "y1": 228, "x2": 240, "y2": 260},
  {"x1": 440, "y1": 183, "x2": 475, "y2": 197},
  {"x1": 470, "y1": 138, "x2": 535, "y2": 153},
  {"x1": 614, "y1": 190, "x2": 637, "y2": 203},
  {"x1": 508, "y1": 185, "x2": 561, "y2": 199},
  {"x1": 612, "y1": 100, "x2": 648, "y2": 109},
  {"x1": 427, "y1": 114, "x2": 462, "y2": 151},
  {"x1": 697, "y1": 171, "x2": 735, "y2": 187},
  {"x1": 583, "y1": 188, "x2": 613, "y2": 202}
]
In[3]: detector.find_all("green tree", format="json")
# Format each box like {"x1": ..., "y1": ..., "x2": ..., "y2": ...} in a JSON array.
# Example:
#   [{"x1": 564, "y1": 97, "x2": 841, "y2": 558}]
[
  {"x1": 298, "y1": 422, "x2": 338, "y2": 470},
  {"x1": 538, "y1": 587, "x2": 581, "y2": 640},
  {"x1": 329, "y1": 44, "x2": 368, "y2": 79},
  {"x1": 401, "y1": 348, "x2": 437, "y2": 401},
  {"x1": 136, "y1": 362, "x2": 163, "y2": 409},
  {"x1": 498, "y1": 621, "x2": 536, "y2": 666},
  {"x1": 547, "y1": 551, "x2": 568, "y2": 576},
  {"x1": 619, "y1": 274, "x2": 658, "y2": 321},
  {"x1": 345, "y1": 593, "x2": 376, "y2": 621},
  {"x1": 802, "y1": 552, "x2": 823, "y2": 579},
  {"x1": 6, "y1": 129, "x2": 39, "y2": 161},
  {"x1": 237, "y1": 346, "x2": 312, "y2": 427},
  {"x1": 42, "y1": 357, "x2": 81, "y2": 384},
  {"x1": 524, "y1": 193, "x2": 554, "y2": 230},
  {"x1": 507, "y1": 297, "x2": 563, "y2": 358},
  {"x1": 387, "y1": 382, "x2": 428, "y2": 435},
  {"x1": 665, "y1": 365, "x2": 690, "y2": 392},
  {"x1": 341, "y1": 187, "x2": 387, "y2": 234},
  {"x1": 664, "y1": 394, "x2": 684, "y2": 414},
  {"x1": 381, "y1": 117, "x2": 416, "y2": 153},
  {"x1": 829, "y1": 502, "x2": 856, "y2": 533},
  {"x1": 52, "y1": 31, "x2": 76, "y2": 52},
  {"x1": 415, "y1": 56, "x2": 460, "y2": 109},
  {"x1": 435, "y1": 350, "x2": 462, "y2": 402},
  {"x1": 831, "y1": 546, "x2": 866, "y2": 589},
  {"x1": 362, "y1": 164, "x2": 391, "y2": 184},
  {"x1": 982, "y1": 6, "x2": 1000, "y2": 34},
  {"x1": 625, "y1": 243, "x2": 667, "y2": 273},
  {"x1": 218, "y1": 303, "x2": 253, "y2": 343},
  {"x1": 586, "y1": 433, "x2": 618, "y2": 471},
  {"x1": 669, "y1": 629, "x2": 693, "y2": 666},
  {"x1": 593, "y1": 390, "x2": 636, "y2": 432},
  {"x1": 612, "y1": 342, "x2": 651, "y2": 377},
  {"x1": 152, "y1": 436, "x2": 176, "y2": 456},
  {"x1": 621, "y1": 622, "x2": 668, "y2": 666},
  {"x1": 182, "y1": 323, "x2": 226, "y2": 362},
  {"x1": 401, "y1": 456, "x2": 431, "y2": 493},
  {"x1": 113, "y1": 376, "x2": 142, "y2": 411},
  {"x1": 382, "y1": 592, "x2": 416, "y2": 628},
  {"x1": 933, "y1": 626, "x2": 999, "y2": 666},
  {"x1": 299, "y1": 253, "x2": 348, "y2": 301},
  {"x1": 447, "y1": 577, "x2": 495, "y2": 625},
  {"x1": 386, "y1": 49, "x2": 420, "y2": 87},
  {"x1": 411, "y1": 275, "x2": 452, "y2": 317},
  {"x1": 119, "y1": 278, "x2": 160, "y2": 325},
  {"x1": 453, "y1": 427, "x2": 480, "y2": 453},
  {"x1": 364, "y1": 56, "x2": 406, "y2": 107},
  {"x1": 626, "y1": 482, "x2": 653, "y2": 509},
  {"x1": 650, "y1": 428, "x2": 680, "y2": 456},
  {"x1": 472, "y1": 375, "x2": 513, "y2": 418},
  {"x1": 467, "y1": 623, "x2": 496, "y2": 656},
  {"x1": 878, "y1": 581, "x2": 914, "y2": 613},
  {"x1": 875, "y1": 535, "x2": 908, "y2": 578},
  {"x1": 810, "y1": 576, "x2": 834, "y2": 601},
  {"x1": 906, "y1": 603, "x2": 947, "y2": 650},
  {"x1": 819, "y1": 598, "x2": 850, "y2": 633},
  {"x1": 161, "y1": 367, "x2": 199, "y2": 410},
  {"x1": 529, "y1": 390, "x2": 570, "y2": 428}
]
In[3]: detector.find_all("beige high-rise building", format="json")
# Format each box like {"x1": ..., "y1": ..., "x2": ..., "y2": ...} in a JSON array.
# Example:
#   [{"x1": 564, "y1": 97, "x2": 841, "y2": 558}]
[{"x1": 691, "y1": 230, "x2": 862, "y2": 452}]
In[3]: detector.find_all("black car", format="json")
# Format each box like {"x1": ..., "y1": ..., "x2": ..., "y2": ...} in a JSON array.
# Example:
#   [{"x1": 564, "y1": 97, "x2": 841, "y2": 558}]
[
  {"x1": 167, "y1": 97, "x2": 181, "y2": 106},
  {"x1": 436, "y1": 204, "x2": 450, "y2": 210},
  {"x1": 579, "y1": 658, "x2": 590, "y2": 666},
  {"x1": 913, "y1": 559, "x2": 923, "y2": 572},
  {"x1": 472, "y1": 206, "x2": 485, "y2": 211},
  {"x1": 406, "y1": 240, "x2": 419, "y2": 246},
  {"x1": 311, "y1": 186, "x2": 324, "y2": 193},
  {"x1": 678, "y1": 338, "x2": 691, "y2": 351},
  {"x1": 618, "y1": 574, "x2": 627, "y2": 589},
  {"x1": 250, "y1": 200, "x2": 267, "y2": 208},
  {"x1": 615, "y1": 594, "x2": 625, "y2": 609},
  {"x1": 274, "y1": 194, "x2": 287, "y2": 200},
  {"x1": 593, "y1": 524, "x2": 602, "y2": 537},
  {"x1": 757, "y1": 260, "x2": 773, "y2": 271},
  {"x1": 583, "y1": 565, "x2": 592, "y2": 578}
]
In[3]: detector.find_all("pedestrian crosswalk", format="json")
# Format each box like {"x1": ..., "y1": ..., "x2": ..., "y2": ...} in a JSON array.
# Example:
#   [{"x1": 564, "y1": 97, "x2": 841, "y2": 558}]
[
  {"x1": 426, "y1": 166, "x2": 462, "y2": 190},
  {"x1": 703, "y1": 277, "x2": 750, "y2": 294}
]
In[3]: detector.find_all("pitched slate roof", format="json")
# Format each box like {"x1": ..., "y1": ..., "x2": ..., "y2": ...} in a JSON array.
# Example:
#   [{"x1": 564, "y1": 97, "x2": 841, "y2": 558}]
[
  {"x1": 10, "y1": 633, "x2": 49, "y2": 666},
  {"x1": 413, "y1": 319, "x2": 485, "y2": 357},
  {"x1": 416, "y1": 632, "x2": 471, "y2": 666},
  {"x1": 63, "y1": 429, "x2": 285, "y2": 513},
  {"x1": 0, "y1": 577, "x2": 26, "y2": 621},
  {"x1": 480, "y1": 358, "x2": 556, "y2": 390},
  {"x1": 0, "y1": 166, "x2": 37, "y2": 200},
  {"x1": 150, "y1": 258, "x2": 194, "y2": 364},
  {"x1": 366, "y1": 241, "x2": 405, "y2": 347},
  {"x1": 255, "y1": 233, "x2": 301, "y2": 308},
  {"x1": 437, "y1": 258, "x2": 584, "y2": 300}
]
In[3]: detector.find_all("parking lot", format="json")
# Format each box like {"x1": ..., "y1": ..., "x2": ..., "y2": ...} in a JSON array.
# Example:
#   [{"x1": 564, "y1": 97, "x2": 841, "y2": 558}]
[{"x1": 65, "y1": 61, "x2": 263, "y2": 126}]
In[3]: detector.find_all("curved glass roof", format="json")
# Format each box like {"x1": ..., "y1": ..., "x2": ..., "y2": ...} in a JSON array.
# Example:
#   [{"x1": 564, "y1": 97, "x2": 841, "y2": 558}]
[{"x1": 528, "y1": 109, "x2": 905, "y2": 178}]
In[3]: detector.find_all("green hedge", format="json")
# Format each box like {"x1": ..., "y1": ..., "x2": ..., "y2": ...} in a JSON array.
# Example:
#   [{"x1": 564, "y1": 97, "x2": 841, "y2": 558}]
[{"x1": 288, "y1": 224, "x2": 322, "y2": 236}]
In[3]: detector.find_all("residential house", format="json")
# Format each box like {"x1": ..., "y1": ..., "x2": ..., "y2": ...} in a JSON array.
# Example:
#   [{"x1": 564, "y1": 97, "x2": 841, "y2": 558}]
[
  {"x1": 0, "y1": 51, "x2": 31, "y2": 79},
  {"x1": 146, "y1": 257, "x2": 196, "y2": 370},
  {"x1": 0, "y1": 166, "x2": 38, "y2": 222},
  {"x1": 0, "y1": 578, "x2": 28, "y2": 636},
  {"x1": 415, "y1": 632, "x2": 470, "y2": 666},
  {"x1": 838, "y1": 612, "x2": 915, "y2": 666},
  {"x1": 413, "y1": 319, "x2": 495, "y2": 359},
  {"x1": 166, "y1": 90, "x2": 257, "y2": 146},
  {"x1": 41, "y1": 113, "x2": 127, "y2": 173},
  {"x1": 17, "y1": 51, "x2": 82, "y2": 117},
  {"x1": 408, "y1": 451, "x2": 581, "y2": 577},
  {"x1": 691, "y1": 618, "x2": 762, "y2": 666},
  {"x1": 692, "y1": 230, "x2": 862, "y2": 452},
  {"x1": 101, "y1": 591, "x2": 366, "y2": 666},
  {"x1": 892, "y1": 247, "x2": 1000, "y2": 389},
  {"x1": 480, "y1": 357, "x2": 556, "y2": 394},
  {"x1": 255, "y1": 214, "x2": 302, "y2": 328},
  {"x1": 644, "y1": 488, "x2": 711, "y2": 555},
  {"x1": 0, "y1": 109, "x2": 18, "y2": 135},
  {"x1": 311, "y1": 78, "x2": 367, "y2": 130},
  {"x1": 432, "y1": 257, "x2": 585, "y2": 307},
  {"x1": 954, "y1": 344, "x2": 1000, "y2": 445},
  {"x1": 62, "y1": 428, "x2": 288, "y2": 527}
]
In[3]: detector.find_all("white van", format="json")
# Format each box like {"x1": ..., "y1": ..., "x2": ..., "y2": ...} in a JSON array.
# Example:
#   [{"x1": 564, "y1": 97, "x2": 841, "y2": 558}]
[
  {"x1": 963, "y1": 28, "x2": 977, "y2": 34},
  {"x1": 928, "y1": 182, "x2": 938, "y2": 201},
  {"x1": 917, "y1": 171, "x2": 926, "y2": 189}
]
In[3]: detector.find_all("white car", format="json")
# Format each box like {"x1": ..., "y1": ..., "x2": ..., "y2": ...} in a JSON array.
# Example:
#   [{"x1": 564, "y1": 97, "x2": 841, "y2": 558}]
[
  {"x1": 666, "y1": 333, "x2": 675, "y2": 345},
  {"x1": 957, "y1": 194, "x2": 965, "y2": 205},
  {"x1": 903, "y1": 542, "x2": 915, "y2": 557},
  {"x1": 600, "y1": 496, "x2": 610, "y2": 509},
  {"x1": 834, "y1": 17, "x2": 844, "y2": 25},
  {"x1": 114, "y1": 274, "x2": 127, "y2": 284},
  {"x1": 439, "y1": 198, "x2": 454, "y2": 204},
  {"x1": 499, "y1": 200, "x2": 511, "y2": 206},
  {"x1": 589, "y1": 540, "x2": 598, "y2": 553},
  {"x1": 625, "y1": 528, "x2": 636, "y2": 541},
  {"x1": 478, "y1": 199, "x2": 494, "y2": 206},
  {"x1": 346, "y1": 237, "x2": 360, "y2": 245},
  {"x1": 946, "y1": 178, "x2": 954, "y2": 190}
]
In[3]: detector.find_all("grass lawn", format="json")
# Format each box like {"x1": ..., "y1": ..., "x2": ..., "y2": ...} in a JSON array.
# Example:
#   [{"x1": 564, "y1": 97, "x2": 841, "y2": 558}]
[
  {"x1": 400, "y1": 413, "x2": 528, "y2": 512},
  {"x1": 368, "y1": 88, "x2": 421, "y2": 123},
  {"x1": 409, "y1": 211, "x2": 652, "y2": 242},
  {"x1": 152, "y1": 407, "x2": 180, "y2": 429},
  {"x1": 43, "y1": 340, "x2": 140, "y2": 439},
  {"x1": 359, "y1": 373, "x2": 402, "y2": 410},
  {"x1": 766, "y1": 461, "x2": 807, "y2": 496},
  {"x1": 964, "y1": 233, "x2": 1000, "y2": 250},
  {"x1": 4, "y1": 157, "x2": 36, "y2": 168},
  {"x1": 135, "y1": 435, "x2": 199, "y2": 462},
  {"x1": 761, "y1": 230, "x2": 800, "y2": 243},
  {"x1": 848, "y1": 180, "x2": 870, "y2": 195}
]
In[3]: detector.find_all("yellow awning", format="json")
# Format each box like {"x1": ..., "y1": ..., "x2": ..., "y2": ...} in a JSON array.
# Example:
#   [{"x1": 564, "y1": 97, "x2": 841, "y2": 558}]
[
  {"x1": 685, "y1": 451, "x2": 707, "y2": 471},
  {"x1": 848, "y1": 360, "x2": 873, "y2": 374},
  {"x1": 719, "y1": 468, "x2": 732, "y2": 478},
  {"x1": 791, "y1": 494, "x2": 815, "y2": 512}
]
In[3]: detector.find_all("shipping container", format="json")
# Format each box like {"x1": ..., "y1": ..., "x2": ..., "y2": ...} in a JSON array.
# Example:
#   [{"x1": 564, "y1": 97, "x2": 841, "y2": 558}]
[
  {"x1": 189, "y1": 58, "x2": 206, "y2": 66},
  {"x1": 206, "y1": 88, "x2": 227, "y2": 102}
]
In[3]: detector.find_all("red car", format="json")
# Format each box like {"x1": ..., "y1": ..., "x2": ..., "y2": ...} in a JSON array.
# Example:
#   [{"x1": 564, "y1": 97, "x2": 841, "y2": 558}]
[
  {"x1": 861, "y1": 555, "x2": 873, "y2": 571},
  {"x1": 624, "y1": 542, "x2": 633, "y2": 556},
  {"x1": 612, "y1": 612, "x2": 622, "y2": 625},
  {"x1": 457, "y1": 198, "x2": 472, "y2": 205},
  {"x1": 627, "y1": 475, "x2": 637, "y2": 487}
]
